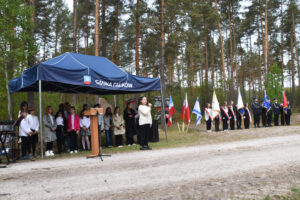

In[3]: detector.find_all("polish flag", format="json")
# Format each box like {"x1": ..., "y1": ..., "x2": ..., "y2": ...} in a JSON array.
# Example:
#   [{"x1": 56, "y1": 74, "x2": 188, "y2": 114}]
[
  {"x1": 168, "y1": 96, "x2": 175, "y2": 127},
  {"x1": 181, "y1": 93, "x2": 190, "y2": 125}
]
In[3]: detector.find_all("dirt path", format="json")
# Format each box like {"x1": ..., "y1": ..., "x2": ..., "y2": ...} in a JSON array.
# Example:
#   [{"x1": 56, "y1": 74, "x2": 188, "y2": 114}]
[{"x1": 1, "y1": 128, "x2": 300, "y2": 200}]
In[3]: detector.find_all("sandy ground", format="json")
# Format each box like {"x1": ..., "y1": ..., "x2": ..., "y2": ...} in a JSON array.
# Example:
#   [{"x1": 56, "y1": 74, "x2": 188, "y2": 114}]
[{"x1": 1, "y1": 126, "x2": 300, "y2": 200}]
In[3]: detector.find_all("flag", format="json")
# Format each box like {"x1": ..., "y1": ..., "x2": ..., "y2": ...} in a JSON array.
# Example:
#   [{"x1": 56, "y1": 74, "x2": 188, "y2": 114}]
[
  {"x1": 211, "y1": 90, "x2": 220, "y2": 119},
  {"x1": 264, "y1": 90, "x2": 271, "y2": 112},
  {"x1": 168, "y1": 96, "x2": 175, "y2": 127},
  {"x1": 237, "y1": 87, "x2": 245, "y2": 115},
  {"x1": 282, "y1": 91, "x2": 288, "y2": 114},
  {"x1": 181, "y1": 93, "x2": 190, "y2": 125},
  {"x1": 192, "y1": 97, "x2": 202, "y2": 126}
]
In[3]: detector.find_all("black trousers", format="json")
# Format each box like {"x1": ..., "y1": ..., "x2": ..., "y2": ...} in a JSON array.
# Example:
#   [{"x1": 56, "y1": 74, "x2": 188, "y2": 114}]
[
  {"x1": 46, "y1": 141, "x2": 53, "y2": 151},
  {"x1": 285, "y1": 114, "x2": 291, "y2": 125},
  {"x1": 115, "y1": 135, "x2": 123, "y2": 146},
  {"x1": 70, "y1": 131, "x2": 78, "y2": 151},
  {"x1": 244, "y1": 119, "x2": 250, "y2": 129},
  {"x1": 254, "y1": 114, "x2": 260, "y2": 127},
  {"x1": 206, "y1": 119, "x2": 211, "y2": 130},
  {"x1": 262, "y1": 114, "x2": 266, "y2": 127},
  {"x1": 29, "y1": 134, "x2": 38, "y2": 154},
  {"x1": 274, "y1": 114, "x2": 279, "y2": 126},
  {"x1": 139, "y1": 124, "x2": 150, "y2": 147},
  {"x1": 230, "y1": 118, "x2": 235, "y2": 130},
  {"x1": 56, "y1": 125, "x2": 64, "y2": 153},
  {"x1": 215, "y1": 119, "x2": 220, "y2": 132},
  {"x1": 236, "y1": 117, "x2": 241, "y2": 129},
  {"x1": 222, "y1": 119, "x2": 228, "y2": 131},
  {"x1": 21, "y1": 136, "x2": 30, "y2": 157},
  {"x1": 267, "y1": 113, "x2": 273, "y2": 126}
]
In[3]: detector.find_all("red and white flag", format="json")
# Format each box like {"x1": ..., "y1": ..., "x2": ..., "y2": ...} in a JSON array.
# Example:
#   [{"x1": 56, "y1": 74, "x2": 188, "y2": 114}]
[
  {"x1": 181, "y1": 93, "x2": 190, "y2": 125},
  {"x1": 168, "y1": 96, "x2": 175, "y2": 127}
]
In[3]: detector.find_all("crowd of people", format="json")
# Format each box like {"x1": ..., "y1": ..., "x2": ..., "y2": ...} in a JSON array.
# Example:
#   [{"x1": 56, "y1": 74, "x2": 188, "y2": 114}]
[
  {"x1": 204, "y1": 98, "x2": 292, "y2": 132},
  {"x1": 17, "y1": 96, "x2": 153, "y2": 160}
]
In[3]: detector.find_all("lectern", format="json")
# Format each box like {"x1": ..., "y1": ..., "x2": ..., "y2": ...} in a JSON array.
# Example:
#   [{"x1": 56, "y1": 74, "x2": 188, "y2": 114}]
[{"x1": 84, "y1": 108, "x2": 110, "y2": 160}]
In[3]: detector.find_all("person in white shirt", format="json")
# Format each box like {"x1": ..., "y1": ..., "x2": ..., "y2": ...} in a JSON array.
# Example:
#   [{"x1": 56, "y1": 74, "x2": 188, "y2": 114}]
[
  {"x1": 55, "y1": 111, "x2": 65, "y2": 154},
  {"x1": 138, "y1": 96, "x2": 152, "y2": 150},
  {"x1": 204, "y1": 103, "x2": 213, "y2": 132},
  {"x1": 27, "y1": 108, "x2": 39, "y2": 157},
  {"x1": 80, "y1": 111, "x2": 91, "y2": 150},
  {"x1": 19, "y1": 112, "x2": 33, "y2": 159}
]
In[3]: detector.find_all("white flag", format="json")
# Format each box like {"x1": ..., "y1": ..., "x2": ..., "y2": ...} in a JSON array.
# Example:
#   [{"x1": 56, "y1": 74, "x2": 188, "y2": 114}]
[
  {"x1": 237, "y1": 87, "x2": 245, "y2": 115},
  {"x1": 212, "y1": 90, "x2": 220, "y2": 119},
  {"x1": 192, "y1": 97, "x2": 202, "y2": 126}
]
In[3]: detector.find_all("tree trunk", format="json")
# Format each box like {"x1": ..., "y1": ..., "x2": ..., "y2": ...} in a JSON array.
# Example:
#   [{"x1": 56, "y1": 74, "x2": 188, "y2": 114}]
[
  {"x1": 135, "y1": 0, "x2": 140, "y2": 75},
  {"x1": 257, "y1": 16, "x2": 262, "y2": 98},
  {"x1": 101, "y1": 0, "x2": 106, "y2": 57},
  {"x1": 115, "y1": 1, "x2": 119, "y2": 65},
  {"x1": 292, "y1": 9, "x2": 300, "y2": 93},
  {"x1": 95, "y1": 0, "x2": 99, "y2": 56},
  {"x1": 264, "y1": 0, "x2": 269, "y2": 75},
  {"x1": 211, "y1": 32, "x2": 215, "y2": 91},
  {"x1": 214, "y1": 0, "x2": 226, "y2": 97},
  {"x1": 228, "y1": 0, "x2": 234, "y2": 100},
  {"x1": 204, "y1": 32, "x2": 209, "y2": 102},
  {"x1": 291, "y1": 34, "x2": 296, "y2": 106},
  {"x1": 27, "y1": 0, "x2": 35, "y2": 108},
  {"x1": 73, "y1": 0, "x2": 77, "y2": 53},
  {"x1": 85, "y1": 0, "x2": 89, "y2": 54},
  {"x1": 259, "y1": 0, "x2": 265, "y2": 81},
  {"x1": 160, "y1": 0, "x2": 167, "y2": 134},
  {"x1": 280, "y1": 0, "x2": 284, "y2": 87}
]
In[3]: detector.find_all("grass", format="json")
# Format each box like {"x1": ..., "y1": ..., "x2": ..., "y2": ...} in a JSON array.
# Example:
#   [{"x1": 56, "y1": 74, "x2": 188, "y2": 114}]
[{"x1": 264, "y1": 188, "x2": 300, "y2": 200}]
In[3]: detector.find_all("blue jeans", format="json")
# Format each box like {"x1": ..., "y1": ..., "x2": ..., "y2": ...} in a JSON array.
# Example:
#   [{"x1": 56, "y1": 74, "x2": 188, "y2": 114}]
[{"x1": 105, "y1": 130, "x2": 113, "y2": 147}]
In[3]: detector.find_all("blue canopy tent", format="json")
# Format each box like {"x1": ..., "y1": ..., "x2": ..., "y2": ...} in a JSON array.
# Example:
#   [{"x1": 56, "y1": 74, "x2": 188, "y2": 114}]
[{"x1": 9, "y1": 52, "x2": 167, "y2": 159}]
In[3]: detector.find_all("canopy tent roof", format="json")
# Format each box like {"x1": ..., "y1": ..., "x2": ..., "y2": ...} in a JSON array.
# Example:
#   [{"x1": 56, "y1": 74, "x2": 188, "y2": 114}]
[{"x1": 9, "y1": 52, "x2": 161, "y2": 95}]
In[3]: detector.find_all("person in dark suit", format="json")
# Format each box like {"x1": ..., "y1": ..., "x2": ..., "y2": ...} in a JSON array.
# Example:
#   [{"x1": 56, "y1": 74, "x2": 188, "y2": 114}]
[
  {"x1": 285, "y1": 101, "x2": 292, "y2": 125},
  {"x1": 267, "y1": 99, "x2": 273, "y2": 127},
  {"x1": 272, "y1": 98, "x2": 280, "y2": 126},
  {"x1": 228, "y1": 101, "x2": 236, "y2": 130},
  {"x1": 280, "y1": 104, "x2": 285, "y2": 125},
  {"x1": 261, "y1": 101, "x2": 267, "y2": 127},
  {"x1": 244, "y1": 103, "x2": 251, "y2": 129},
  {"x1": 235, "y1": 104, "x2": 242, "y2": 129},
  {"x1": 251, "y1": 98, "x2": 261, "y2": 128},
  {"x1": 214, "y1": 115, "x2": 220, "y2": 132},
  {"x1": 221, "y1": 102, "x2": 229, "y2": 131}
]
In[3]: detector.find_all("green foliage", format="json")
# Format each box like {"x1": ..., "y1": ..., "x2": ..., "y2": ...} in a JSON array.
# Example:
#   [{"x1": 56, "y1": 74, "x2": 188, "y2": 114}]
[{"x1": 264, "y1": 63, "x2": 283, "y2": 102}]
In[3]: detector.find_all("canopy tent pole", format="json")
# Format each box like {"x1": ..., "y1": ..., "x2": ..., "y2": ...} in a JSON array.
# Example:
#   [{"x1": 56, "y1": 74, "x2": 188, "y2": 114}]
[
  {"x1": 160, "y1": 88, "x2": 168, "y2": 143},
  {"x1": 39, "y1": 80, "x2": 44, "y2": 159}
]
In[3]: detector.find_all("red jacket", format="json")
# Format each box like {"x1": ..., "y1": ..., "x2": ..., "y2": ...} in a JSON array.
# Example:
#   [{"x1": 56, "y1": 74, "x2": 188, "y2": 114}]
[{"x1": 67, "y1": 114, "x2": 80, "y2": 132}]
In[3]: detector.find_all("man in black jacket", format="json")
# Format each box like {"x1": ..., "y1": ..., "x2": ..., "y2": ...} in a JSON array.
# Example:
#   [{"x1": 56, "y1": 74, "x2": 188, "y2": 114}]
[
  {"x1": 260, "y1": 101, "x2": 267, "y2": 127},
  {"x1": 267, "y1": 98, "x2": 273, "y2": 127},
  {"x1": 251, "y1": 98, "x2": 261, "y2": 128},
  {"x1": 272, "y1": 98, "x2": 280, "y2": 126}
]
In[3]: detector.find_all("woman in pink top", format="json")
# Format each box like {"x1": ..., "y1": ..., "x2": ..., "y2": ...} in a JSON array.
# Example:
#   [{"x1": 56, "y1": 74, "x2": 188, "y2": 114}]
[{"x1": 67, "y1": 106, "x2": 80, "y2": 154}]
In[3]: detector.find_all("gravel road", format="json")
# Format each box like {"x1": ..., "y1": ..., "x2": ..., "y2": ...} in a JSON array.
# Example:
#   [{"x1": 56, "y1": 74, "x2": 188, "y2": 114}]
[{"x1": 1, "y1": 127, "x2": 300, "y2": 200}]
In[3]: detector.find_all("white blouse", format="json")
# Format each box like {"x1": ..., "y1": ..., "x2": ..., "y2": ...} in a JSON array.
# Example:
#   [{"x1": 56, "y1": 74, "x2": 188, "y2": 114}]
[
  {"x1": 138, "y1": 105, "x2": 152, "y2": 125},
  {"x1": 27, "y1": 114, "x2": 39, "y2": 131},
  {"x1": 80, "y1": 116, "x2": 90, "y2": 128},
  {"x1": 56, "y1": 116, "x2": 64, "y2": 126},
  {"x1": 19, "y1": 117, "x2": 31, "y2": 137}
]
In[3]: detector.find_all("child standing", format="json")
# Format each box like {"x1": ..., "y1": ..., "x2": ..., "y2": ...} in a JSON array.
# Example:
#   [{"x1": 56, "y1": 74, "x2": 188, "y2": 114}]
[
  {"x1": 43, "y1": 106, "x2": 57, "y2": 157},
  {"x1": 19, "y1": 112, "x2": 33, "y2": 159},
  {"x1": 67, "y1": 107, "x2": 80, "y2": 154},
  {"x1": 113, "y1": 106, "x2": 125, "y2": 148},
  {"x1": 27, "y1": 108, "x2": 39, "y2": 157},
  {"x1": 55, "y1": 111, "x2": 65, "y2": 154},
  {"x1": 80, "y1": 111, "x2": 91, "y2": 151},
  {"x1": 104, "y1": 107, "x2": 114, "y2": 147},
  {"x1": 204, "y1": 103, "x2": 212, "y2": 132}
]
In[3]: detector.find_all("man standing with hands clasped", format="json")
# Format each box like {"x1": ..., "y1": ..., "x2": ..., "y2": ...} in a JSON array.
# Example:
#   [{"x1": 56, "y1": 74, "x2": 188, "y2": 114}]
[{"x1": 252, "y1": 98, "x2": 261, "y2": 128}]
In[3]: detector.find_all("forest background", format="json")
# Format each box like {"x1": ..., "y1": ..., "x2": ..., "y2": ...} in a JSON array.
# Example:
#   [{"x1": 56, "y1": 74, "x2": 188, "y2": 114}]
[{"x1": 0, "y1": 0, "x2": 299, "y2": 121}]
